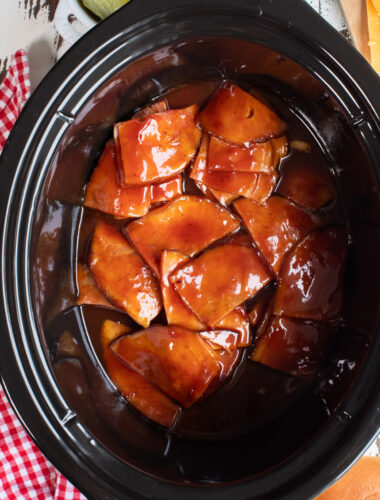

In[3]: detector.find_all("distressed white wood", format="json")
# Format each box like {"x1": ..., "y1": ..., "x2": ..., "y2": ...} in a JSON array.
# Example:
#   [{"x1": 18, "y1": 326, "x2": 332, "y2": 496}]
[{"x1": 0, "y1": 1, "x2": 59, "y2": 90}]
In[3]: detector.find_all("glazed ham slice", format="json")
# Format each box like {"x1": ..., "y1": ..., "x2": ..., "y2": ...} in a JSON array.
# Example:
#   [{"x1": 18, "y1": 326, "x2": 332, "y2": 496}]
[
  {"x1": 161, "y1": 251, "x2": 252, "y2": 346},
  {"x1": 126, "y1": 195, "x2": 240, "y2": 276},
  {"x1": 234, "y1": 196, "x2": 320, "y2": 275},
  {"x1": 76, "y1": 263, "x2": 114, "y2": 309},
  {"x1": 170, "y1": 243, "x2": 271, "y2": 327},
  {"x1": 111, "y1": 325, "x2": 220, "y2": 407},
  {"x1": 251, "y1": 316, "x2": 332, "y2": 377},
  {"x1": 197, "y1": 83, "x2": 286, "y2": 145},
  {"x1": 190, "y1": 135, "x2": 258, "y2": 197},
  {"x1": 150, "y1": 175, "x2": 183, "y2": 203},
  {"x1": 274, "y1": 226, "x2": 347, "y2": 322},
  {"x1": 101, "y1": 320, "x2": 179, "y2": 427},
  {"x1": 207, "y1": 136, "x2": 273, "y2": 173},
  {"x1": 88, "y1": 221, "x2": 161, "y2": 327},
  {"x1": 115, "y1": 106, "x2": 201, "y2": 186},
  {"x1": 84, "y1": 141, "x2": 150, "y2": 218},
  {"x1": 277, "y1": 162, "x2": 336, "y2": 211}
]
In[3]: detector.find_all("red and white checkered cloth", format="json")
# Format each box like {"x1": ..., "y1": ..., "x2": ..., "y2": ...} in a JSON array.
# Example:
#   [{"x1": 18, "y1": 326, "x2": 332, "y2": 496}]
[
  {"x1": 0, "y1": 50, "x2": 86, "y2": 500},
  {"x1": 0, "y1": 50, "x2": 30, "y2": 150}
]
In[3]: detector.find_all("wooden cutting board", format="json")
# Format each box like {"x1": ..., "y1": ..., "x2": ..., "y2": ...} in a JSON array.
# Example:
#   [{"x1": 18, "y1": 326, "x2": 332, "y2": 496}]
[{"x1": 338, "y1": 0, "x2": 371, "y2": 61}]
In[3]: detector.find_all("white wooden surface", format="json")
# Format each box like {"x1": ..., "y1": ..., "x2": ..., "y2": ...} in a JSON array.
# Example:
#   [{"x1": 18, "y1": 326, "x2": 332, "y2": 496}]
[{"x1": 0, "y1": 0, "x2": 378, "y2": 457}]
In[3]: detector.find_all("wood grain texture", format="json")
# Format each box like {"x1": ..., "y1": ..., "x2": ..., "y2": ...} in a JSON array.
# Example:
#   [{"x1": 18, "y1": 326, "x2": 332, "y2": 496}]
[
  {"x1": 339, "y1": 0, "x2": 371, "y2": 61},
  {"x1": 367, "y1": 0, "x2": 380, "y2": 71}
]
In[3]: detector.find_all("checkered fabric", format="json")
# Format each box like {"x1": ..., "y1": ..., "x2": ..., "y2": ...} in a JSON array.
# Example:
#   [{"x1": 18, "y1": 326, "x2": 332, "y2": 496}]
[
  {"x1": 0, "y1": 51, "x2": 86, "y2": 499},
  {"x1": 0, "y1": 385, "x2": 86, "y2": 499},
  {"x1": 0, "y1": 50, "x2": 31, "y2": 151}
]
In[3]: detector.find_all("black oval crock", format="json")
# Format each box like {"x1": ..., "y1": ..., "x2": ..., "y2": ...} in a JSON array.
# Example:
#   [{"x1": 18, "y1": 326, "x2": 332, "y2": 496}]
[{"x1": 1, "y1": 0, "x2": 380, "y2": 498}]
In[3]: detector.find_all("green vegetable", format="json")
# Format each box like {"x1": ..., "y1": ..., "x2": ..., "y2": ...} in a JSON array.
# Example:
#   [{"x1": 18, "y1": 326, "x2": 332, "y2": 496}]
[{"x1": 82, "y1": 0, "x2": 131, "y2": 20}]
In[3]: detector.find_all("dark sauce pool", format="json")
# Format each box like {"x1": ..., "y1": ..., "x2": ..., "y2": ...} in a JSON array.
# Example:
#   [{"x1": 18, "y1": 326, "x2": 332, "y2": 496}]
[{"x1": 38, "y1": 79, "x2": 370, "y2": 483}]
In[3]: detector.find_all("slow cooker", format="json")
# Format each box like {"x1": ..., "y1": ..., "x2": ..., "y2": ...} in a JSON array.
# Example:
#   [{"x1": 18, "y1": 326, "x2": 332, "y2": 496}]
[{"x1": 0, "y1": 0, "x2": 379, "y2": 498}]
